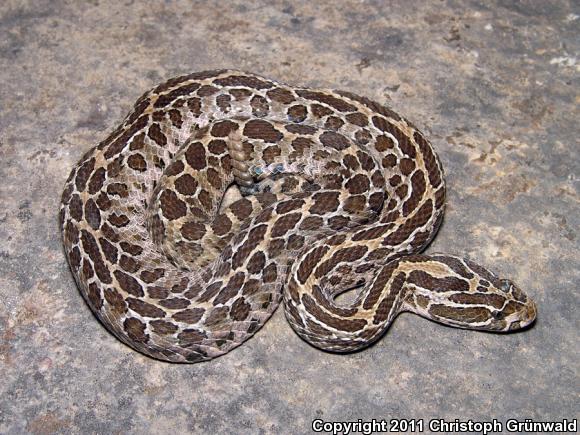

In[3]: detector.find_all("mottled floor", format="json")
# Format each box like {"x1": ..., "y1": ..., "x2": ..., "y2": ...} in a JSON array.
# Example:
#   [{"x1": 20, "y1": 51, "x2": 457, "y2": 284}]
[{"x1": 1, "y1": 1, "x2": 578, "y2": 434}]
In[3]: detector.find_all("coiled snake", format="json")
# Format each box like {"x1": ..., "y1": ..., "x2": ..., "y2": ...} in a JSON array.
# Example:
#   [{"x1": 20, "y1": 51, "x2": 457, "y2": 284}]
[{"x1": 59, "y1": 70, "x2": 537, "y2": 362}]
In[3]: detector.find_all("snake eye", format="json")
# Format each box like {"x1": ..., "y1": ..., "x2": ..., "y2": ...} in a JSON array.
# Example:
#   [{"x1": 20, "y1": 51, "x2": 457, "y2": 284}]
[
  {"x1": 492, "y1": 311, "x2": 505, "y2": 320},
  {"x1": 499, "y1": 280, "x2": 511, "y2": 292}
]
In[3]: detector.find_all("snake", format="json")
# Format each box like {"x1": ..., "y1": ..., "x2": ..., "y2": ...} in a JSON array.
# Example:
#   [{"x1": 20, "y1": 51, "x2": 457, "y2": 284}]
[{"x1": 59, "y1": 70, "x2": 537, "y2": 362}]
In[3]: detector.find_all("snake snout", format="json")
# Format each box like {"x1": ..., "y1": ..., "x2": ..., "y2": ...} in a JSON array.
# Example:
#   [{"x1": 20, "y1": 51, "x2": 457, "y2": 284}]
[{"x1": 523, "y1": 299, "x2": 537, "y2": 326}]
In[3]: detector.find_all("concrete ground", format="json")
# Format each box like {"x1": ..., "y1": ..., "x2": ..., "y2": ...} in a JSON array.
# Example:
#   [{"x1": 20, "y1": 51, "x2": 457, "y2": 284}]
[{"x1": 0, "y1": 0, "x2": 578, "y2": 433}]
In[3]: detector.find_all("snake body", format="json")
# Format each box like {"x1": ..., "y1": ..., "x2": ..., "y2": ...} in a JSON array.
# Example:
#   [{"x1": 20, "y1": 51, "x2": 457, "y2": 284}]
[{"x1": 59, "y1": 70, "x2": 536, "y2": 362}]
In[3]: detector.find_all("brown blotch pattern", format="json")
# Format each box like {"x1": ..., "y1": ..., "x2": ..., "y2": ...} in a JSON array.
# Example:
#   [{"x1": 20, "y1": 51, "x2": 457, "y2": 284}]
[{"x1": 243, "y1": 119, "x2": 283, "y2": 142}]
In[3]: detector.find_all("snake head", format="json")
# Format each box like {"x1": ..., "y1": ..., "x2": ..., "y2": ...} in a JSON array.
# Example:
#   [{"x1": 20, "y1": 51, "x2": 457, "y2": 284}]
[
  {"x1": 410, "y1": 256, "x2": 537, "y2": 332},
  {"x1": 484, "y1": 278, "x2": 537, "y2": 332},
  {"x1": 449, "y1": 257, "x2": 537, "y2": 332}
]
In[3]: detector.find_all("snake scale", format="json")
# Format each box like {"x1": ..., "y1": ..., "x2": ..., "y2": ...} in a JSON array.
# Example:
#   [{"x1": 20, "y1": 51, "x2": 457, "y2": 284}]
[{"x1": 59, "y1": 70, "x2": 536, "y2": 362}]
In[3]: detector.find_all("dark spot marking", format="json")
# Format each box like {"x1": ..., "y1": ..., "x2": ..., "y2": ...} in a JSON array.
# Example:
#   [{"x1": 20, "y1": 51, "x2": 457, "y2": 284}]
[
  {"x1": 266, "y1": 87, "x2": 295, "y2": 103},
  {"x1": 120, "y1": 241, "x2": 143, "y2": 255},
  {"x1": 87, "y1": 282, "x2": 102, "y2": 310},
  {"x1": 114, "y1": 270, "x2": 144, "y2": 296},
  {"x1": 68, "y1": 194, "x2": 83, "y2": 221},
  {"x1": 165, "y1": 160, "x2": 184, "y2": 177},
  {"x1": 345, "y1": 174, "x2": 370, "y2": 195},
  {"x1": 431, "y1": 255, "x2": 475, "y2": 280},
  {"x1": 230, "y1": 198, "x2": 253, "y2": 220},
  {"x1": 148, "y1": 123, "x2": 167, "y2": 146},
  {"x1": 81, "y1": 230, "x2": 111, "y2": 284},
  {"x1": 247, "y1": 251, "x2": 266, "y2": 274},
  {"x1": 287, "y1": 105, "x2": 307, "y2": 123},
  {"x1": 105, "y1": 115, "x2": 148, "y2": 160},
  {"x1": 400, "y1": 158, "x2": 415, "y2": 175},
  {"x1": 206, "y1": 167, "x2": 222, "y2": 189},
  {"x1": 262, "y1": 263, "x2": 277, "y2": 283},
  {"x1": 375, "y1": 135, "x2": 395, "y2": 152},
  {"x1": 243, "y1": 120, "x2": 283, "y2": 142},
  {"x1": 343, "y1": 154, "x2": 359, "y2": 170},
  {"x1": 213, "y1": 272, "x2": 245, "y2": 305},
  {"x1": 382, "y1": 154, "x2": 397, "y2": 167},
  {"x1": 119, "y1": 255, "x2": 140, "y2": 273},
  {"x1": 99, "y1": 237, "x2": 118, "y2": 263},
  {"x1": 276, "y1": 198, "x2": 305, "y2": 214},
  {"x1": 346, "y1": 112, "x2": 368, "y2": 127},
  {"x1": 88, "y1": 167, "x2": 106, "y2": 194},
  {"x1": 127, "y1": 297, "x2": 166, "y2": 318},
  {"x1": 319, "y1": 131, "x2": 350, "y2": 150},
  {"x1": 230, "y1": 297, "x2": 251, "y2": 321},
  {"x1": 68, "y1": 246, "x2": 81, "y2": 269},
  {"x1": 84, "y1": 198, "x2": 101, "y2": 230},
  {"x1": 231, "y1": 225, "x2": 268, "y2": 269},
  {"x1": 286, "y1": 124, "x2": 316, "y2": 135},
  {"x1": 208, "y1": 139, "x2": 227, "y2": 155},
  {"x1": 310, "y1": 191, "x2": 340, "y2": 215},
  {"x1": 172, "y1": 308, "x2": 205, "y2": 323},
  {"x1": 216, "y1": 94, "x2": 231, "y2": 112},
  {"x1": 127, "y1": 154, "x2": 147, "y2": 172},
  {"x1": 311, "y1": 104, "x2": 332, "y2": 118},
  {"x1": 129, "y1": 133, "x2": 146, "y2": 151},
  {"x1": 124, "y1": 317, "x2": 148, "y2": 342},
  {"x1": 104, "y1": 288, "x2": 126, "y2": 313},
  {"x1": 210, "y1": 120, "x2": 238, "y2": 137},
  {"x1": 160, "y1": 298, "x2": 190, "y2": 309},
  {"x1": 168, "y1": 109, "x2": 183, "y2": 128},
  {"x1": 75, "y1": 157, "x2": 95, "y2": 192},
  {"x1": 174, "y1": 173, "x2": 198, "y2": 195},
  {"x1": 159, "y1": 189, "x2": 187, "y2": 220},
  {"x1": 299, "y1": 216, "x2": 323, "y2": 230},
  {"x1": 250, "y1": 95, "x2": 269, "y2": 117},
  {"x1": 212, "y1": 214, "x2": 232, "y2": 236},
  {"x1": 107, "y1": 183, "x2": 128, "y2": 198},
  {"x1": 150, "y1": 320, "x2": 178, "y2": 334},
  {"x1": 352, "y1": 224, "x2": 394, "y2": 241},
  {"x1": 325, "y1": 116, "x2": 344, "y2": 130},
  {"x1": 363, "y1": 263, "x2": 399, "y2": 309},
  {"x1": 197, "y1": 85, "x2": 219, "y2": 97},
  {"x1": 185, "y1": 141, "x2": 207, "y2": 170},
  {"x1": 357, "y1": 151, "x2": 375, "y2": 171},
  {"x1": 178, "y1": 329, "x2": 207, "y2": 346},
  {"x1": 181, "y1": 221, "x2": 206, "y2": 241},
  {"x1": 271, "y1": 213, "x2": 301, "y2": 238},
  {"x1": 140, "y1": 268, "x2": 165, "y2": 284}
]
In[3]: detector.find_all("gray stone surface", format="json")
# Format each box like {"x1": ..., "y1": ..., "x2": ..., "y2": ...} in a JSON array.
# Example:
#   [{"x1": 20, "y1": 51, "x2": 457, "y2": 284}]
[{"x1": 0, "y1": 0, "x2": 578, "y2": 433}]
